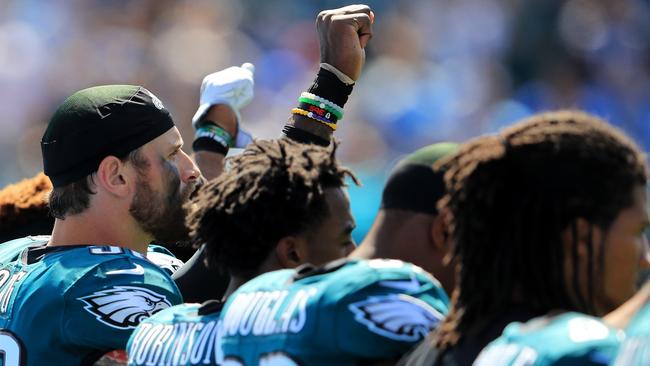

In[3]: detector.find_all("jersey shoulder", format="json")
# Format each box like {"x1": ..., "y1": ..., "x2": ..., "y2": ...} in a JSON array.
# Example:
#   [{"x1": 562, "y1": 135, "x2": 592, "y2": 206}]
[
  {"x1": 322, "y1": 259, "x2": 449, "y2": 354},
  {"x1": 0, "y1": 235, "x2": 49, "y2": 263},
  {"x1": 476, "y1": 312, "x2": 622, "y2": 366},
  {"x1": 56, "y1": 246, "x2": 182, "y2": 350},
  {"x1": 61, "y1": 245, "x2": 177, "y2": 285},
  {"x1": 233, "y1": 258, "x2": 449, "y2": 309},
  {"x1": 146, "y1": 245, "x2": 184, "y2": 275},
  {"x1": 320, "y1": 258, "x2": 447, "y2": 299},
  {"x1": 64, "y1": 245, "x2": 182, "y2": 302}
]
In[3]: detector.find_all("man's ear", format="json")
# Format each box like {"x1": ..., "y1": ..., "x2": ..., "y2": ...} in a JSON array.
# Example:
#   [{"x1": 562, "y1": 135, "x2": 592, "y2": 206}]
[
  {"x1": 275, "y1": 236, "x2": 307, "y2": 269},
  {"x1": 563, "y1": 217, "x2": 600, "y2": 259},
  {"x1": 430, "y1": 214, "x2": 449, "y2": 253},
  {"x1": 95, "y1": 156, "x2": 130, "y2": 198}
]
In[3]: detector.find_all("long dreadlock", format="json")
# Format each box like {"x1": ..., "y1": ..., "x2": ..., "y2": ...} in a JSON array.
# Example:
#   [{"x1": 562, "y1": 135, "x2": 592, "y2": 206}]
[
  {"x1": 187, "y1": 138, "x2": 357, "y2": 277},
  {"x1": 434, "y1": 110, "x2": 648, "y2": 349}
]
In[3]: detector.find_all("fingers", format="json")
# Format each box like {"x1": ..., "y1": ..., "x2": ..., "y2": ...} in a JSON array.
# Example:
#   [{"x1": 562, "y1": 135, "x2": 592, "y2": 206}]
[
  {"x1": 241, "y1": 62, "x2": 255, "y2": 76},
  {"x1": 327, "y1": 4, "x2": 372, "y2": 17},
  {"x1": 331, "y1": 13, "x2": 374, "y2": 48},
  {"x1": 317, "y1": 4, "x2": 372, "y2": 25},
  {"x1": 318, "y1": 5, "x2": 374, "y2": 49}
]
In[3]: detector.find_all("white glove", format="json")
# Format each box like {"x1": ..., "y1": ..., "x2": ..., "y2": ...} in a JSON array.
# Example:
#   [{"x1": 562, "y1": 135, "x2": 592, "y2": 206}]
[{"x1": 192, "y1": 62, "x2": 255, "y2": 129}]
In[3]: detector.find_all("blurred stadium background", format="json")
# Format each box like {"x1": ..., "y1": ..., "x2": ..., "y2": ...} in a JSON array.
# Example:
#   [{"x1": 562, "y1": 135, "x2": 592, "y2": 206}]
[{"x1": 1, "y1": 0, "x2": 649, "y2": 241}]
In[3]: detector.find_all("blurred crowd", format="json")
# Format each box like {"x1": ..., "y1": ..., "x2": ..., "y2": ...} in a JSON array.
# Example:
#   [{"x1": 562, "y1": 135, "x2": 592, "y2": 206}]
[{"x1": 1, "y1": 0, "x2": 649, "y2": 240}]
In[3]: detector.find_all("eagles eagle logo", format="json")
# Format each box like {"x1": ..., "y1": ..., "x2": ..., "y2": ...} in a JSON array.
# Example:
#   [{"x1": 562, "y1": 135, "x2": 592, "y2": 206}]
[
  {"x1": 78, "y1": 286, "x2": 171, "y2": 329},
  {"x1": 348, "y1": 294, "x2": 443, "y2": 342}
]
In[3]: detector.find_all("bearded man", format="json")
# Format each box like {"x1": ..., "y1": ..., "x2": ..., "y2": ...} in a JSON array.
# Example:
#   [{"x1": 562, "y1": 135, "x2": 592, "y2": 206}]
[{"x1": 0, "y1": 85, "x2": 200, "y2": 365}]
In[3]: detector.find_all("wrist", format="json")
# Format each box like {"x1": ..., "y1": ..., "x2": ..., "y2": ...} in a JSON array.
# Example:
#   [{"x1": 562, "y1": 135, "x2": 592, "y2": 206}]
[
  {"x1": 320, "y1": 63, "x2": 355, "y2": 85},
  {"x1": 282, "y1": 123, "x2": 330, "y2": 147},
  {"x1": 202, "y1": 105, "x2": 237, "y2": 137},
  {"x1": 307, "y1": 67, "x2": 354, "y2": 107},
  {"x1": 284, "y1": 66, "x2": 354, "y2": 144},
  {"x1": 192, "y1": 122, "x2": 234, "y2": 155}
]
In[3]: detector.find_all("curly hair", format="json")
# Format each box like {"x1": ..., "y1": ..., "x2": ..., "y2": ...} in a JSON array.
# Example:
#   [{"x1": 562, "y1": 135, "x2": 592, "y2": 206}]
[
  {"x1": 434, "y1": 110, "x2": 648, "y2": 349},
  {"x1": 187, "y1": 138, "x2": 358, "y2": 277},
  {"x1": 0, "y1": 172, "x2": 54, "y2": 242}
]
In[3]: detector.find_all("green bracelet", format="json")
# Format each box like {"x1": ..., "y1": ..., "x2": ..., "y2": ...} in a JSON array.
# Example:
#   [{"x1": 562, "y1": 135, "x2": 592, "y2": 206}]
[
  {"x1": 195, "y1": 123, "x2": 234, "y2": 148},
  {"x1": 298, "y1": 97, "x2": 343, "y2": 120}
]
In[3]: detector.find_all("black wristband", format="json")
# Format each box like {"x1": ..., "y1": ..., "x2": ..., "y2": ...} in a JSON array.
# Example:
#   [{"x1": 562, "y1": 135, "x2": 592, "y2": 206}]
[
  {"x1": 307, "y1": 68, "x2": 354, "y2": 107},
  {"x1": 192, "y1": 137, "x2": 228, "y2": 155},
  {"x1": 282, "y1": 125, "x2": 330, "y2": 147}
]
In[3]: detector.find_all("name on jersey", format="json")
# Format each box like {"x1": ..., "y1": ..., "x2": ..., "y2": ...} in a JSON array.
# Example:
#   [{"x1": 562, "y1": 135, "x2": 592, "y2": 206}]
[
  {"x1": 0, "y1": 270, "x2": 26, "y2": 314},
  {"x1": 128, "y1": 320, "x2": 222, "y2": 365},
  {"x1": 222, "y1": 288, "x2": 317, "y2": 337}
]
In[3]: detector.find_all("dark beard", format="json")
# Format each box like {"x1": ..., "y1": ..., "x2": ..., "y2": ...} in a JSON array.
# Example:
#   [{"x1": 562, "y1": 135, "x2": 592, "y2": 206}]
[{"x1": 129, "y1": 172, "x2": 192, "y2": 245}]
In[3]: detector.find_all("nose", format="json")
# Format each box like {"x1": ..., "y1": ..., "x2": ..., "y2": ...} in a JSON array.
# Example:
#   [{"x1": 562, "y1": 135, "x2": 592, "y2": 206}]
[{"x1": 178, "y1": 149, "x2": 201, "y2": 184}]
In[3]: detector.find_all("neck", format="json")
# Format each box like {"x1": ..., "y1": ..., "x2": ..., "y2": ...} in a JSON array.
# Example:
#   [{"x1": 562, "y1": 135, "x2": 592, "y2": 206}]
[
  {"x1": 351, "y1": 210, "x2": 456, "y2": 294},
  {"x1": 222, "y1": 275, "x2": 253, "y2": 301},
  {"x1": 48, "y1": 208, "x2": 152, "y2": 254},
  {"x1": 353, "y1": 210, "x2": 427, "y2": 261},
  {"x1": 222, "y1": 254, "x2": 286, "y2": 301}
]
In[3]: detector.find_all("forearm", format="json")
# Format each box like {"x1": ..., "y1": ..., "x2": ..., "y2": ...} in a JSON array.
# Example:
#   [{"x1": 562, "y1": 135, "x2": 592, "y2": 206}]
[
  {"x1": 192, "y1": 105, "x2": 237, "y2": 180},
  {"x1": 283, "y1": 4, "x2": 373, "y2": 145}
]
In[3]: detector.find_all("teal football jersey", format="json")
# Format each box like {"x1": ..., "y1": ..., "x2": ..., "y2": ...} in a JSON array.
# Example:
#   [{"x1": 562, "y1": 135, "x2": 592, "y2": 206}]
[
  {"x1": 613, "y1": 302, "x2": 650, "y2": 365},
  {"x1": 0, "y1": 236, "x2": 182, "y2": 366},
  {"x1": 126, "y1": 301, "x2": 223, "y2": 365},
  {"x1": 474, "y1": 312, "x2": 623, "y2": 366},
  {"x1": 219, "y1": 258, "x2": 450, "y2": 366}
]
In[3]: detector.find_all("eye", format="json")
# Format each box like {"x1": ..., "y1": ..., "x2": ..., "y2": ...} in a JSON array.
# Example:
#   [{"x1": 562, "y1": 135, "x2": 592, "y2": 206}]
[{"x1": 169, "y1": 149, "x2": 180, "y2": 159}]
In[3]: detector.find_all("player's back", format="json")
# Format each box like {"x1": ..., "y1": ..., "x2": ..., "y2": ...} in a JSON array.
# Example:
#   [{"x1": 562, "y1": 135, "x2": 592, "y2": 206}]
[
  {"x1": 0, "y1": 238, "x2": 182, "y2": 366},
  {"x1": 474, "y1": 312, "x2": 623, "y2": 366},
  {"x1": 220, "y1": 258, "x2": 450, "y2": 366},
  {"x1": 126, "y1": 300, "x2": 223, "y2": 365},
  {"x1": 612, "y1": 301, "x2": 650, "y2": 365}
]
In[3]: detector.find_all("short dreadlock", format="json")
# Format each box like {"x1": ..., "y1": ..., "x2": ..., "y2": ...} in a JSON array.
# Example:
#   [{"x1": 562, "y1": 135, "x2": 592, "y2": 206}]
[
  {"x1": 434, "y1": 110, "x2": 648, "y2": 349},
  {"x1": 0, "y1": 172, "x2": 54, "y2": 242},
  {"x1": 187, "y1": 138, "x2": 357, "y2": 277}
]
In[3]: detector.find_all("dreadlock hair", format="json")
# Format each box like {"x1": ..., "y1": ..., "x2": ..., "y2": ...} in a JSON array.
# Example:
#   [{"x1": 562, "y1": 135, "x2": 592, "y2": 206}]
[
  {"x1": 434, "y1": 110, "x2": 648, "y2": 349},
  {"x1": 187, "y1": 138, "x2": 358, "y2": 277},
  {"x1": 0, "y1": 172, "x2": 54, "y2": 242}
]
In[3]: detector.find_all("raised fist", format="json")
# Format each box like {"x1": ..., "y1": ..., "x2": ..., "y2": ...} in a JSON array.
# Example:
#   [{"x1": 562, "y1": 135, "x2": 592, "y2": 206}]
[
  {"x1": 192, "y1": 62, "x2": 255, "y2": 128},
  {"x1": 316, "y1": 4, "x2": 374, "y2": 81}
]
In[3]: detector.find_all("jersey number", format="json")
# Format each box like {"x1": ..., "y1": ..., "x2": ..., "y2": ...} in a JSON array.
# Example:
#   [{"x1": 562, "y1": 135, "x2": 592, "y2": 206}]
[{"x1": 0, "y1": 330, "x2": 25, "y2": 366}]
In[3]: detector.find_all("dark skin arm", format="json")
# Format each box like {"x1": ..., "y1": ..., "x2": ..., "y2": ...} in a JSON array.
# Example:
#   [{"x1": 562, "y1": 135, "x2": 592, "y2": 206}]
[
  {"x1": 288, "y1": 4, "x2": 374, "y2": 142},
  {"x1": 193, "y1": 104, "x2": 237, "y2": 180}
]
